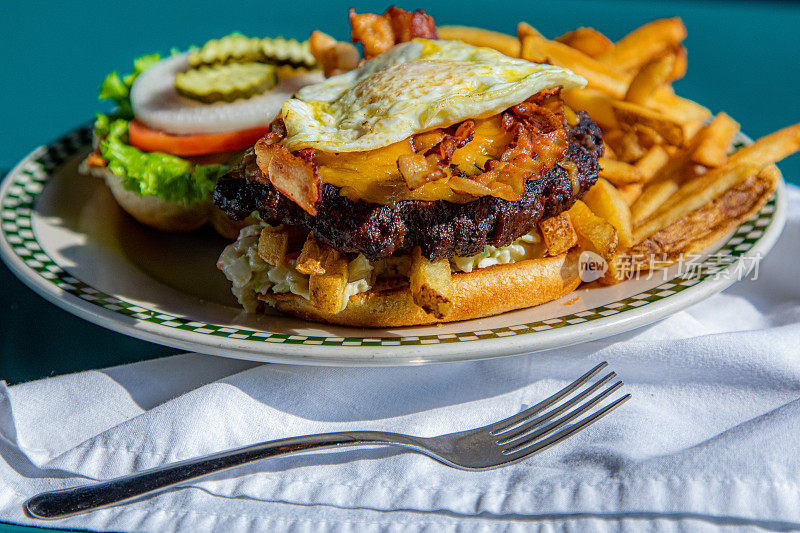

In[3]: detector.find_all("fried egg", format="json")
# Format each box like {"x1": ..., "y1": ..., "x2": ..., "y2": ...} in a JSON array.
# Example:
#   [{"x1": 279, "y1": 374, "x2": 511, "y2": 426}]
[{"x1": 281, "y1": 39, "x2": 586, "y2": 153}]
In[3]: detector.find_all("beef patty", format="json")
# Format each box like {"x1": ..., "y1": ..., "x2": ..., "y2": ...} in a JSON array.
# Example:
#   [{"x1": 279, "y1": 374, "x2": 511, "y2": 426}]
[{"x1": 214, "y1": 111, "x2": 603, "y2": 262}]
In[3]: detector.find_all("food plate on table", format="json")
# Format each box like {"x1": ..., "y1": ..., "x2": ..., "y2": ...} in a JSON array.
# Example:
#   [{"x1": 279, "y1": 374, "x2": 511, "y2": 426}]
[
  {"x1": 0, "y1": 9, "x2": 795, "y2": 365},
  {"x1": 0, "y1": 132, "x2": 786, "y2": 365}
]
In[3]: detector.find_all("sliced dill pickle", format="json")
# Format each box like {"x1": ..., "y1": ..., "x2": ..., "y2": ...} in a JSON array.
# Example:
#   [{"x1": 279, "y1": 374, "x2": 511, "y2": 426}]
[
  {"x1": 260, "y1": 37, "x2": 316, "y2": 69},
  {"x1": 175, "y1": 63, "x2": 278, "y2": 103},
  {"x1": 189, "y1": 33, "x2": 317, "y2": 69},
  {"x1": 188, "y1": 33, "x2": 263, "y2": 67}
]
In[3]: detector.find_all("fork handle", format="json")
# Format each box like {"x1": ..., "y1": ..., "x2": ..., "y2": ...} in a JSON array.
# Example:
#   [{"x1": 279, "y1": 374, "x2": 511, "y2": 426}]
[{"x1": 25, "y1": 431, "x2": 423, "y2": 519}]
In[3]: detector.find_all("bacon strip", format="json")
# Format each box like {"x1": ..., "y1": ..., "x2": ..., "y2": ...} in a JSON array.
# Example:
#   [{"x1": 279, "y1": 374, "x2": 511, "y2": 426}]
[
  {"x1": 384, "y1": 6, "x2": 437, "y2": 42},
  {"x1": 350, "y1": 7, "x2": 438, "y2": 59},
  {"x1": 254, "y1": 136, "x2": 321, "y2": 216},
  {"x1": 427, "y1": 120, "x2": 476, "y2": 165},
  {"x1": 452, "y1": 93, "x2": 569, "y2": 201}
]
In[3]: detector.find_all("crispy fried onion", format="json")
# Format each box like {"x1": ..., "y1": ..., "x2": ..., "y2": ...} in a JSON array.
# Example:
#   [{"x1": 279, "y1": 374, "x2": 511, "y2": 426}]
[
  {"x1": 400, "y1": 91, "x2": 568, "y2": 200},
  {"x1": 254, "y1": 123, "x2": 321, "y2": 216},
  {"x1": 399, "y1": 121, "x2": 476, "y2": 190},
  {"x1": 449, "y1": 91, "x2": 569, "y2": 201},
  {"x1": 349, "y1": 6, "x2": 437, "y2": 59}
]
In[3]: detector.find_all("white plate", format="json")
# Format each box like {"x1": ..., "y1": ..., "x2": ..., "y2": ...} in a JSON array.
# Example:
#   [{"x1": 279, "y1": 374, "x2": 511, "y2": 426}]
[{"x1": 0, "y1": 127, "x2": 787, "y2": 365}]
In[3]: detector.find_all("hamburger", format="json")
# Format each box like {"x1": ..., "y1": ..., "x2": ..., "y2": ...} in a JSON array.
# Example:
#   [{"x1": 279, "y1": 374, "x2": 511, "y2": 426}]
[
  {"x1": 81, "y1": 36, "x2": 323, "y2": 237},
  {"x1": 213, "y1": 9, "x2": 606, "y2": 326}
]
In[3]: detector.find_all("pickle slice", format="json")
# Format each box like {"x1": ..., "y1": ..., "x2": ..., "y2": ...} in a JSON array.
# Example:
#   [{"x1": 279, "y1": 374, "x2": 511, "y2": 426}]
[
  {"x1": 260, "y1": 37, "x2": 316, "y2": 69},
  {"x1": 175, "y1": 63, "x2": 278, "y2": 103},
  {"x1": 189, "y1": 33, "x2": 318, "y2": 69},
  {"x1": 188, "y1": 33, "x2": 263, "y2": 67}
]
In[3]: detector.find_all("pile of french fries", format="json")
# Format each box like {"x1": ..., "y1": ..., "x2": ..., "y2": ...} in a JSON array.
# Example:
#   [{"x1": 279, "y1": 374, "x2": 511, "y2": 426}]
[{"x1": 440, "y1": 19, "x2": 800, "y2": 284}]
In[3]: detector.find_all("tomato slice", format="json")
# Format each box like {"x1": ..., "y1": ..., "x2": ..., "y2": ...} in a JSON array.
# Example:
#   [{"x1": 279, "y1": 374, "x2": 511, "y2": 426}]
[{"x1": 128, "y1": 119, "x2": 268, "y2": 157}]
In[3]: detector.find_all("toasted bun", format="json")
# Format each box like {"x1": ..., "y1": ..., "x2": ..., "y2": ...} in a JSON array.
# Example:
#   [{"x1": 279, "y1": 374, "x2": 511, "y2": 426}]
[
  {"x1": 261, "y1": 251, "x2": 581, "y2": 327},
  {"x1": 101, "y1": 167, "x2": 211, "y2": 232},
  {"x1": 81, "y1": 156, "x2": 253, "y2": 236}
]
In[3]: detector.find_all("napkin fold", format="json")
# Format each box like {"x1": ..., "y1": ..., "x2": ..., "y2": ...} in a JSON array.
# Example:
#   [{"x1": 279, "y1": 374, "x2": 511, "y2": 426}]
[{"x1": 1, "y1": 186, "x2": 799, "y2": 532}]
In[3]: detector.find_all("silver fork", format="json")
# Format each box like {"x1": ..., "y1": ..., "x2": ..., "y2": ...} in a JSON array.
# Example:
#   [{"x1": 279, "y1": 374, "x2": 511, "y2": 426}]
[{"x1": 25, "y1": 361, "x2": 628, "y2": 519}]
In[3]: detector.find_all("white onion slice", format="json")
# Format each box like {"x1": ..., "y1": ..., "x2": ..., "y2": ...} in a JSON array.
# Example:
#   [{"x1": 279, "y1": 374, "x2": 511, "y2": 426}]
[{"x1": 130, "y1": 52, "x2": 324, "y2": 135}]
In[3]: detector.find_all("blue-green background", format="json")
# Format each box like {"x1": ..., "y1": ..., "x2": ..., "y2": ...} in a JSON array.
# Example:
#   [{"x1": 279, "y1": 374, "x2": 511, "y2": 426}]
[{"x1": 1, "y1": 0, "x2": 799, "y2": 382}]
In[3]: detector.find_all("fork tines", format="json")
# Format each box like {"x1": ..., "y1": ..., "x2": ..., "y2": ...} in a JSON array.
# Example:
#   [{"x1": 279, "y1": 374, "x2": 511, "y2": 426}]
[{"x1": 491, "y1": 361, "x2": 629, "y2": 460}]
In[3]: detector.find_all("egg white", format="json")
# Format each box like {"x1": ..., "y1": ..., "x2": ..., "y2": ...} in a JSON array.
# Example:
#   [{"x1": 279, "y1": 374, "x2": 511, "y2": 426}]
[{"x1": 281, "y1": 39, "x2": 586, "y2": 153}]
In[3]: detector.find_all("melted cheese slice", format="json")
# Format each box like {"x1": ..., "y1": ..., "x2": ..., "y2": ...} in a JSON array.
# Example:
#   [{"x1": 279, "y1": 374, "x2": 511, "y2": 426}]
[{"x1": 315, "y1": 116, "x2": 513, "y2": 203}]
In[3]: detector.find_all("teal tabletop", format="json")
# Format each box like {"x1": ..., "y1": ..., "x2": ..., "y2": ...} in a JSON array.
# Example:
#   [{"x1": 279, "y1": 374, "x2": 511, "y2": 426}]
[{"x1": 1, "y1": 1, "x2": 799, "y2": 530}]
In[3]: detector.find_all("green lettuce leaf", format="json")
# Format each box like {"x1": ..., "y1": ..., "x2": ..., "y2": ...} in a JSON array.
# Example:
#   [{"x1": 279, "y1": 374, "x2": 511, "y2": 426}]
[
  {"x1": 96, "y1": 116, "x2": 228, "y2": 205},
  {"x1": 93, "y1": 54, "x2": 229, "y2": 206},
  {"x1": 98, "y1": 53, "x2": 160, "y2": 119}
]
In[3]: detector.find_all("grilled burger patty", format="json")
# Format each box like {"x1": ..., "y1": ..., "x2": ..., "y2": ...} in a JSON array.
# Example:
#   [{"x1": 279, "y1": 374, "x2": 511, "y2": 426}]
[{"x1": 214, "y1": 112, "x2": 603, "y2": 262}]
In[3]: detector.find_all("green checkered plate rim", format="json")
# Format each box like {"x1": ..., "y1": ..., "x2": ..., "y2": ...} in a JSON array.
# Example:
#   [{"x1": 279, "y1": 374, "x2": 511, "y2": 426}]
[{"x1": 0, "y1": 126, "x2": 788, "y2": 364}]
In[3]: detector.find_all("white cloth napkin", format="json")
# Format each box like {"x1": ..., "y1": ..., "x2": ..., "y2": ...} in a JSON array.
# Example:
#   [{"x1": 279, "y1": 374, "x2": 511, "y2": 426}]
[{"x1": 1, "y1": 186, "x2": 799, "y2": 532}]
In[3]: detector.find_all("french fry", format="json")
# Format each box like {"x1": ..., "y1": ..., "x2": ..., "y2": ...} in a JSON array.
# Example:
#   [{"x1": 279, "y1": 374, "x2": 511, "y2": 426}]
[
  {"x1": 634, "y1": 125, "x2": 665, "y2": 149},
  {"x1": 309, "y1": 31, "x2": 360, "y2": 77},
  {"x1": 538, "y1": 212, "x2": 578, "y2": 256},
  {"x1": 757, "y1": 164, "x2": 782, "y2": 191},
  {"x1": 599, "y1": 17, "x2": 687, "y2": 72},
  {"x1": 599, "y1": 157, "x2": 643, "y2": 185},
  {"x1": 727, "y1": 122, "x2": 800, "y2": 168},
  {"x1": 682, "y1": 120, "x2": 704, "y2": 144},
  {"x1": 611, "y1": 100, "x2": 686, "y2": 146},
  {"x1": 617, "y1": 130, "x2": 646, "y2": 162},
  {"x1": 566, "y1": 200, "x2": 618, "y2": 261},
  {"x1": 555, "y1": 27, "x2": 614, "y2": 58},
  {"x1": 258, "y1": 227, "x2": 289, "y2": 265},
  {"x1": 631, "y1": 164, "x2": 781, "y2": 265},
  {"x1": 653, "y1": 128, "x2": 800, "y2": 219},
  {"x1": 631, "y1": 179, "x2": 680, "y2": 227},
  {"x1": 668, "y1": 45, "x2": 688, "y2": 80},
  {"x1": 649, "y1": 88, "x2": 712, "y2": 124},
  {"x1": 599, "y1": 255, "x2": 636, "y2": 285},
  {"x1": 643, "y1": 121, "x2": 799, "y2": 224},
  {"x1": 603, "y1": 141, "x2": 618, "y2": 160},
  {"x1": 582, "y1": 178, "x2": 634, "y2": 249},
  {"x1": 616, "y1": 183, "x2": 643, "y2": 205},
  {"x1": 437, "y1": 25, "x2": 520, "y2": 57},
  {"x1": 602, "y1": 129, "x2": 626, "y2": 153},
  {"x1": 520, "y1": 33, "x2": 630, "y2": 98},
  {"x1": 409, "y1": 247, "x2": 453, "y2": 319},
  {"x1": 625, "y1": 55, "x2": 675, "y2": 105},
  {"x1": 633, "y1": 163, "x2": 759, "y2": 243},
  {"x1": 645, "y1": 120, "x2": 713, "y2": 184},
  {"x1": 516, "y1": 21, "x2": 544, "y2": 40},
  {"x1": 296, "y1": 234, "x2": 341, "y2": 275},
  {"x1": 635, "y1": 144, "x2": 670, "y2": 182},
  {"x1": 562, "y1": 88, "x2": 618, "y2": 129},
  {"x1": 691, "y1": 112, "x2": 740, "y2": 167},
  {"x1": 628, "y1": 122, "x2": 711, "y2": 226},
  {"x1": 309, "y1": 256, "x2": 349, "y2": 314}
]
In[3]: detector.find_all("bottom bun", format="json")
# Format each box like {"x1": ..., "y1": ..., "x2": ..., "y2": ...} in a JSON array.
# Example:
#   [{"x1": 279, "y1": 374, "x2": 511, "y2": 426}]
[
  {"x1": 262, "y1": 251, "x2": 581, "y2": 327},
  {"x1": 83, "y1": 162, "x2": 253, "y2": 236},
  {"x1": 102, "y1": 169, "x2": 210, "y2": 232}
]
